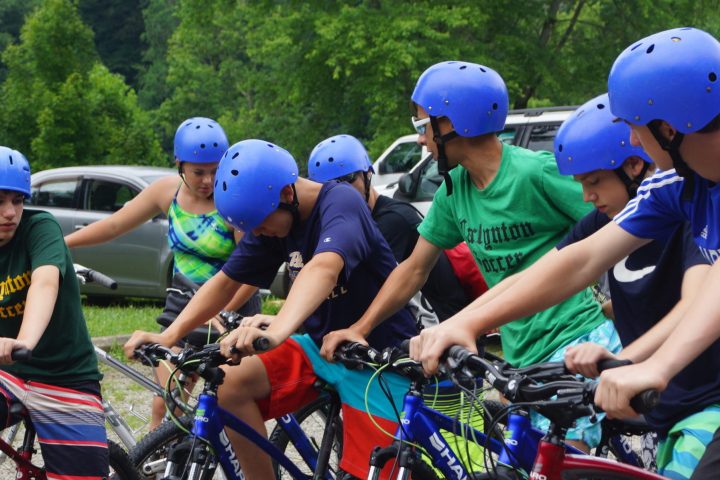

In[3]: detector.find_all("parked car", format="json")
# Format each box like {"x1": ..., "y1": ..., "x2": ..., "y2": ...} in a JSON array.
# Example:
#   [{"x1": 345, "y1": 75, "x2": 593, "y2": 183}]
[
  {"x1": 376, "y1": 106, "x2": 577, "y2": 214},
  {"x1": 28, "y1": 166, "x2": 176, "y2": 301},
  {"x1": 371, "y1": 134, "x2": 429, "y2": 186}
]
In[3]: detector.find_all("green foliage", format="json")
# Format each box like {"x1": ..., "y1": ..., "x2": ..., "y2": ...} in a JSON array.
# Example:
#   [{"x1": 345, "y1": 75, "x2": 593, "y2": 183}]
[
  {"x1": 84, "y1": 302, "x2": 160, "y2": 338},
  {"x1": 0, "y1": 0, "x2": 164, "y2": 170}
]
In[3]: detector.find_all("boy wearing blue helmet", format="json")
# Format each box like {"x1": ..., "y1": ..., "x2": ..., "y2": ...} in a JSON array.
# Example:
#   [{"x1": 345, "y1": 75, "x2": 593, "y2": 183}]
[
  {"x1": 555, "y1": 94, "x2": 720, "y2": 478},
  {"x1": 125, "y1": 139, "x2": 417, "y2": 479},
  {"x1": 359, "y1": 61, "x2": 617, "y2": 451},
  {"x1": 0, "y1": 147, "x2": 108, "y2": 478}
]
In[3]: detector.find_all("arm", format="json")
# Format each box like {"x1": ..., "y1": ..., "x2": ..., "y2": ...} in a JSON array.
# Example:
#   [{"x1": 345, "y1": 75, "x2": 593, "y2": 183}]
[
  {"x1": 1, "y1": 266, "x2": 59, "y2": 363},
  {"x1": 219, "y1": 252, "x2": 344, "y2": 356},
  {"x1": 596, "y1": 260, "x2": 720, "y2": 418},
  {"x1": 619, "y1": 263, "x2": 709, "y2": 362},
  {"x1": 410, "y1": 223, "x2": 647, "y2": 373},
  {"x1": 123, "y1": 269, "x2": 240, "y2": 356},
  {"x1": 65, "y1": 176, "x2": 171, "y2": 248}
]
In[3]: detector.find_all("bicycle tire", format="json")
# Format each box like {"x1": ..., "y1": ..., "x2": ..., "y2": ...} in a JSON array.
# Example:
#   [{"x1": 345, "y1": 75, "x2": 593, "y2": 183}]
[
  {"x1": 109, "y1": 440, "x2": 142, "y2": 480},
  {"x1": 130, "y1": 416, "x2": 224, "y2": 480},
  {"x1": 269, "y1": 395, "x2": 343, "y2": 479}
]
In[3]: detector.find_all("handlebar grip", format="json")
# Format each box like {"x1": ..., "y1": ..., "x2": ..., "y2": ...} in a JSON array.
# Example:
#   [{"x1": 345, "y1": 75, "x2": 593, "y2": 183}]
[
  {"x1": 253, "y1": 337, "x2": 270, "y2": 352},
  {"x1": 399, "y1": 339, "x2": 410, "y2": 353},
  {"x1": 87, "y1": 269, "x2": 118, "y2": 290},
  {"x1": 11, "y1": 348, "x2": 32, "y2": 362},
  {"x1": 597, "y1": 358, "x2": 632, "y2": 372},
  {"x1": 630, "y1": 389, "x2": 660, "y2": 414}
]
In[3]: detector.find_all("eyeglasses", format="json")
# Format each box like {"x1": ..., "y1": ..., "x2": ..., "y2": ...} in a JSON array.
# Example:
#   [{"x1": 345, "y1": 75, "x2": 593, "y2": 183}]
[
  {"x1": 334, "y1": 171, "x2": 360, "y2": 183},
  {"x1": 411, "y1": 116, "x2": 431, "y2": 135}
]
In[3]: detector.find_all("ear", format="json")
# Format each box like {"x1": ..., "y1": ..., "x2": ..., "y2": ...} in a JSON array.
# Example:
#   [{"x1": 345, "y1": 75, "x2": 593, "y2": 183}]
[
  {"x1": 622, "y1": 156, "x2": 646, "y2": 178},
  {"x1": 658, "y1": 121, "x2": 678, "y2": 142},
  {"x1": 279, "y1": 184, "x2": 295, "y2": 203}
]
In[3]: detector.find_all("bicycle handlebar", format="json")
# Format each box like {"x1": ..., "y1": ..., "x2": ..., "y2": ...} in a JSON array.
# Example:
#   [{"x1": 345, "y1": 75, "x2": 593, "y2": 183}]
[
  {"x1": 74, "y1": 264, "x2": 118, "y2": 290},
  {"x1": 11, "y1": 348, "x2": 32, "y2": 362}
]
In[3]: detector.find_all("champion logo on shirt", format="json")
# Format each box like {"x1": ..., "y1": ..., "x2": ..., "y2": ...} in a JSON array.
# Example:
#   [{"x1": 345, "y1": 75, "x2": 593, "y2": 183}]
[
  {"x1": 323, "y1": 237, "x2": 332, "y2": 243},
  {"x1": 701, "y1": 225, "x2": 709, "y2": 239}
]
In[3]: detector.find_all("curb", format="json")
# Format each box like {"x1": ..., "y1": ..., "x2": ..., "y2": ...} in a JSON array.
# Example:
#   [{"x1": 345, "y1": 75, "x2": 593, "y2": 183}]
[{"x1": 92, "y1": 334, "x2": 131, "y2": 351}]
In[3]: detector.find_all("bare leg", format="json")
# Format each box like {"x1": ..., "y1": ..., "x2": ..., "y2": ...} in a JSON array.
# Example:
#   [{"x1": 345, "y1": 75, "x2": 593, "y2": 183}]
[{"x1": 217, "y1": 356, "x2": 273, "y2": 480}]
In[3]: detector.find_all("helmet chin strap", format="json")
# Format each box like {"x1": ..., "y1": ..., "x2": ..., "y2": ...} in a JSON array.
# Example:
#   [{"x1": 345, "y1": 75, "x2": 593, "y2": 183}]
[
  {"x1": 613, "y1": 161, "x2": 651, "y2": 199},
  {"x1": 277, "y1": 184, "x2": 301, "y2": 227},
  {"x1": 647, "y1": 123, "x2": 693, "y2": 200},
  {"x1": 361, "y1": 171, "x2": 372, "y2": 202},
  {"x1": 429, "y1": 116, "x2": 459, "y2": 196}
]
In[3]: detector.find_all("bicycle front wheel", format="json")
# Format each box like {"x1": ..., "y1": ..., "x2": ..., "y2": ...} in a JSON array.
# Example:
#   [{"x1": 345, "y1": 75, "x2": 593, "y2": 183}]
[
  {"x1": 109, "y1": 440, "x2": 142, "y2": 480},
  {"x1": 130, "y1": 417, "x2": 226, "y2": 480}
]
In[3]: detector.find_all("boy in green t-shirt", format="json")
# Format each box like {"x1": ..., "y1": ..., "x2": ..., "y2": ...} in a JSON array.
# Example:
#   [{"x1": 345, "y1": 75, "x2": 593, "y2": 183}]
[
  {"x1": 0, "y1": 147, "x2": 108, "y2": 478},
  {"x1": 320, "y1": 61, "x2": 619, "y2": 451}
]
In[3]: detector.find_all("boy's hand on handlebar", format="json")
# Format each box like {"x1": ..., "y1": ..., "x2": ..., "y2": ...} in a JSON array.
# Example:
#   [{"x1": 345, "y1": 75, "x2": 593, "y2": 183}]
[
  {"x1": 320, "y1": 328, "x2": 368, "y2": 361},
  {"x1": 238, "y1": 314, "x2": 274, "y2": 329},
  {"x1": 219, "y1": 326, "x2": 279, "y2": 361},
  {"x1": 408, "y1": 323, "x2": 478, "y2": 376},
  {"x1": 564, "y1": 343, "x2": 616, "y2": 378},
  {"x1": 123, "y1": 331, "x2": 169, "y2": 359},
  {"x1": 595, "y1": 361, "x2": 667, "y2": 419},
  {"x1": 0, "y1": 338, "x2": 29, "y2": 365}
]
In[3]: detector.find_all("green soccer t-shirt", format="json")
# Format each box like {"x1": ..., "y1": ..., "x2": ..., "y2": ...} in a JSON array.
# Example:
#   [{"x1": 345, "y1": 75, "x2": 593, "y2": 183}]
[
  {"x1": 0, "y1": 209, "x2": 100, "y2": 383},
  {"x1": 418, "y1": 144, "x2": 606, "y2": 367}
]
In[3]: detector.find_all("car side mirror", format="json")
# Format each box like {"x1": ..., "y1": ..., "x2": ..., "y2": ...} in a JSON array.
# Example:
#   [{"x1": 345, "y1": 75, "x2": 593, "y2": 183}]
[
  {"x1": 377, "y1": 161, "x2": 388, "y2": 174},
  {"x1": 398, "y1": 173, "x2": 418, "y2": 197}
]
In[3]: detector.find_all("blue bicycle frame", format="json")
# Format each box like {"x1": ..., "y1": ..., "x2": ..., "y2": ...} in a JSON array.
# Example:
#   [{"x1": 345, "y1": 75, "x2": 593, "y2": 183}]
[
  {"x1": 375, "y1": 393, "x2": 586, "y2": 479},
  {"x1": 190, "y1": 392, "x2": 333, "y2": 480}
]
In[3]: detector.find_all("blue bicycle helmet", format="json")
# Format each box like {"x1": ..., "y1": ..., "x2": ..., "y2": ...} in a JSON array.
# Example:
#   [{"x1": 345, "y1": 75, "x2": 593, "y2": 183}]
[
  {"x1": 556, "y1": 94, "x2": 651, "y2": 175},
  {"x1": 412, "y1": 61, "x2": 509, "y2": 138},
  {"x1": 174, "y1": 117, "x2": 229, "y2": 164},
  {"x1": 0, "y1": 146, "x2": 31, "y2": 197},
  {"x1": 308, "y1": 134, "x2": 372, "y2": 182},
  {"x1": 608, "y1": 27, "x2": 720, "y2": 197},
  {"x1": 608, "y1": 27, "x2": 720, "y2": 133},
  {"x1": 214, "y1": 140, "x2": 298, "y2": 231}
]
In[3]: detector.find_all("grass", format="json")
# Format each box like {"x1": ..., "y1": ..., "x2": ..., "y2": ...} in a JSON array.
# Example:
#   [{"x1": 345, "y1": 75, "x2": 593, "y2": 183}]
[{"x1": 83, "y1": 295, "x2": 285, "y2": 338}]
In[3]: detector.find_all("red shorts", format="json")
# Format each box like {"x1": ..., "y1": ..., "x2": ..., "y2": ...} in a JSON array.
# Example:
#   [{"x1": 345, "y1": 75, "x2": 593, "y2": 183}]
[{"x1": 255, "y1": 337, "x2": 320, "y2": 420}]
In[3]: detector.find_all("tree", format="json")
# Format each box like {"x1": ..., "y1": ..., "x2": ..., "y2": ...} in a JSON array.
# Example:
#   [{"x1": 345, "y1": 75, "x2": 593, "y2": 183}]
[{"x1": 0, "y1": 0, "x2": 163, "y2": 170}]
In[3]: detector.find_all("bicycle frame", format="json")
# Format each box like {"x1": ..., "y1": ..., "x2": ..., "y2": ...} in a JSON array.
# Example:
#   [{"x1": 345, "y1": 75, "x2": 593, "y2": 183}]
[
  {"x1": 0, "y1": 422, "x2": 45, "y2": 480},
  {"x1": 370, "y1": 391, "x2": 587, "y2": 479},
  {"x1": 532, "y1": 437, "x2": 666, "y2": 479},
  {"x1": 188, "y1": 392, "x2": 336, "y2": 480}
]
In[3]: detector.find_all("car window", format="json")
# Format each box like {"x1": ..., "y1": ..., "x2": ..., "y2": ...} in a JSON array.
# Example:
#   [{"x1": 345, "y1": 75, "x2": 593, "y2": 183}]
[
  {"x1": 416, "y1": 160, "x2": 443, "y2": 202},
  {"x1": 29, "y1": 180, "x2": 79, "y2": 209},
  {"x1": 382, "y1": 142, "x2": 422, "y2": 174},
  {"x1": 526, "y1": 124, "x2": 561, "y2": 152},
  {"x1": 86, "y1": 180, "x2": 138, "y2": 212},
  {"x1": 498, "y1": 127, "x2": 518, "y2": 145}
]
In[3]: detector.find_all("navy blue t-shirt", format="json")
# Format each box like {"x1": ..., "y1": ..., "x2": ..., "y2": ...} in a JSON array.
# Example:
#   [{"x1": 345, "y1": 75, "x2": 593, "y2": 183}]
[
  {"x1": 558, "y1": 210, "x2": 720, "y2": 434},
  {"x1": 221, "y1": 182, "x2": 418, "y2": 351}
]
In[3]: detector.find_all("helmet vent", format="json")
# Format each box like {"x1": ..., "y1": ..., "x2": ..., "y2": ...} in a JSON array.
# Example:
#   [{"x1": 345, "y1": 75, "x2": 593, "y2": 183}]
[
  {"x1": 232, "y1": 152, "x2": 240, "y2": 159},
  {"x1": 492, "y1": 103, "x2": 498, "y2": 110},
  {"x1": 710, "y1": 72, "x2": 717, "y2": 82},
  {"x1": 630, "y1": 42, "x2": 642, "y2": 51},
  {"x1": 328, "y1": 157, "x2": 334, "y2": 163},
  {"x1": 208, "y1": 124, "x2": 214, "y2": 128},
  {"x1": 597, "y1": 103, "x2": 605, "y2": 110},
  {"x1": 315, "y1": 161, "x2": 320, "y2": 167},
  {"x1": 200, "y1": 143, "x2": 206, "y2": 149},
  {"x1": 479, "y1": 67, "x2": 486, "y2": 72},
  {"x1": 231, "y1": 169, "x2": 239, "y2": 176},
  {"x1": 646, "y1": 44, "x2": 655, "y2": 54},
  {"x1": 558, "y1": 144, "x2": 563, "y2": 152},
  {"x1": 195, "y1": 125, "x2": 201, "y2": 129},
  {"x1": 459, "y1": 65, "x2": 467, "y2": 70},
  {"x1": 331, "y1": 139, "x2": 336, "y2": 143},
  {"x1": 213, "y1": 142, "x2": 219, "y2": 147},
  {"x1": 222, "y1": 181, "x2": 227, "y2": 191},
  {"x1": 8, "y1": 155, "x2": 13, "y2": 165}
]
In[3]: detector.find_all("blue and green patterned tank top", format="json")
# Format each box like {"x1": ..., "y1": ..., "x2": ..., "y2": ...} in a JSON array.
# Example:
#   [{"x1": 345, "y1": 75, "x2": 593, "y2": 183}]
[{"x1": 167, "y1": 192, "x2": 235, "y2": 284}]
